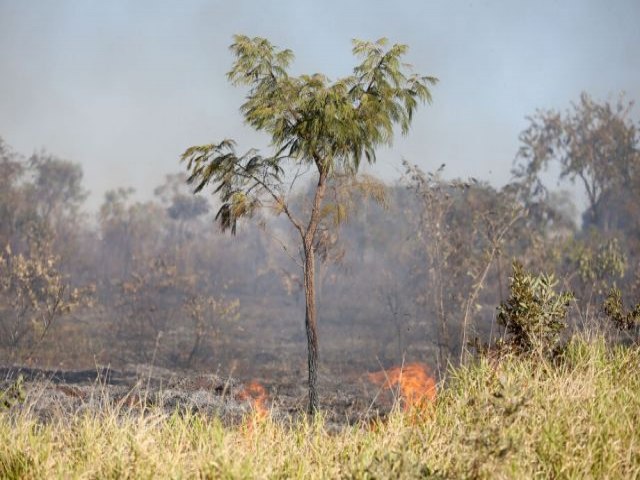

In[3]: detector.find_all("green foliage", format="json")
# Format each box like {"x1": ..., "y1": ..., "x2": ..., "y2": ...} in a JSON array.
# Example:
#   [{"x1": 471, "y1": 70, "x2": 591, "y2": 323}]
[
  {"x1": 560, "y1": 235, "x2": 627, "y2": 318},
  {"x1": 565, "y1": 236, "x2": 626, "y2": 289},
  {"x1": 602, "y1": 287, "x2": 640, "y2": 331},
  {"x1": 497, "y1": 262, "x2": 574, "y2": 354},
  {"x1": 182, "y1": 140, "x2": 282, "y2": 234},
  {"x1": 182, "y1": 35, "x2": 437, "y2": 234},
  {"x1": 227, "y1": 36, "x2": 436, "y2": 166}
]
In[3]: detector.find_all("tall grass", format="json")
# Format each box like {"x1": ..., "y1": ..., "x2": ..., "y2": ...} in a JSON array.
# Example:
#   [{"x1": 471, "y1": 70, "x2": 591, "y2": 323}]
[{"x1": 1, "y1": 336, "x2": 639, "y2": 479}]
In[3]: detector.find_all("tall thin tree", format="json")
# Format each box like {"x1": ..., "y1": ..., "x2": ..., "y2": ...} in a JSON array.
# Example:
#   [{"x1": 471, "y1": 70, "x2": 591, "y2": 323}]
[{"x1": 182, "y1": 35, "x2": 437, "y2": 413}]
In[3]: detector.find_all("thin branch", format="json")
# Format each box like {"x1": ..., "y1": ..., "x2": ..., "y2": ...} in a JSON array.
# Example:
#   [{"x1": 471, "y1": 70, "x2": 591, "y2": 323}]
[
  {"x1": 288, "y1": 163, "x2": 311, "y2": 195},
  {"x1": 262, "y1": 228, "x2": 304, "y2": 270},
  {"x1": 233, "y1": 163, "x2": 305, "y2": 236},
  {"x1": 459, "y1": 208, "x2": 524, "y2": 363}
]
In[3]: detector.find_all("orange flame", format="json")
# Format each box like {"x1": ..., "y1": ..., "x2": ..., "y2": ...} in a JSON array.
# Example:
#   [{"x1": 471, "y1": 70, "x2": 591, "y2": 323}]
[
  {"x1": 368, "y1": 363, "x2": 436, "y2": 410},
  {"x1": 237, "y1": 380, "x2": 269, "y2": 418}
]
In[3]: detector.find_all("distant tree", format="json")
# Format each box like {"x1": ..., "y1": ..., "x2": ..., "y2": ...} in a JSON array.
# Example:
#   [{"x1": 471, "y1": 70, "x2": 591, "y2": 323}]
[
  {"x1": 154, "y1": 174, "x2": 210, "y2": 225},
  {"x1": 98, "y1": 188, "x2": 164, "y2": 279},
  {"x1": 25, "y1": 153, "x2": 89, "y2": 267},
  {"x1": 27, "y1": 152, "x2": 87, "y2": 227},
  {"x1": 0, "y1": 140, "x2": 91, "y2": 272},
  {"x1": 0, "y1": 138, "x2": 25, "y2": 248},
  {"x1": 154, "y1": 174, "x2": 210, "y2": 272},
  {"x1": 562, "y1": 235, "x2": 626, "y2": 320},
  {"x1": 513, "y1": 92, "x2": 640, "y2": 230},
  {"x1": 182, "y1": 35, "x2": 437, "y2": 412}
]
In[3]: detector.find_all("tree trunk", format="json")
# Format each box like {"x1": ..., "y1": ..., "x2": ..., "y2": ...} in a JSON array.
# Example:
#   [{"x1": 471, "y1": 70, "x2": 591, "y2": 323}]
[
  {"x1": 301, "y1": 164, "x2": 327, "y2": 414},
  {"x1": 303, "y1": 241, "x2": 319, "y2": 414}
]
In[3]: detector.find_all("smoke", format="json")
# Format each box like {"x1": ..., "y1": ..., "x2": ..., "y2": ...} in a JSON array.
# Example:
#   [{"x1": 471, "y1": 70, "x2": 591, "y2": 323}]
[{"x1": 1, "y1": 0, "x2": 639, "y2": 211}]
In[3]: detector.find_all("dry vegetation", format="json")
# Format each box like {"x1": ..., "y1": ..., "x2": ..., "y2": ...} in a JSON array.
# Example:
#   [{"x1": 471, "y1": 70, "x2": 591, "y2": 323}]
[{"x1": 1, "y1": 336, "x2": 639, "y2": 479}]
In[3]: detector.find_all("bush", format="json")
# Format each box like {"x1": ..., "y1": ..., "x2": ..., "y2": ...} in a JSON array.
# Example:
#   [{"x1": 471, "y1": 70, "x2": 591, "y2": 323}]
[
  {"x1": 497, "y1": 262, "x2": 573, "y2": 354},
  {"x1": 602, "y1": 287, "x2": 640, "y2": 332}
]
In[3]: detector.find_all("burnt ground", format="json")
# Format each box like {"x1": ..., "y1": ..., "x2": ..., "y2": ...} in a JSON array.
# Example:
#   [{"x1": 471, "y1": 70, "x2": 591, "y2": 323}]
[{"x1": 0, "y1": 365, "x2": 402, "y2": 428}]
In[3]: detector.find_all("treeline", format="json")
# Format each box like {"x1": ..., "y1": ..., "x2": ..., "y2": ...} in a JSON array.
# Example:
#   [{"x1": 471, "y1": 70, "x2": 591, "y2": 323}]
[{"x1": 1, "y1": 91, "x2": 639, "y2": 376}]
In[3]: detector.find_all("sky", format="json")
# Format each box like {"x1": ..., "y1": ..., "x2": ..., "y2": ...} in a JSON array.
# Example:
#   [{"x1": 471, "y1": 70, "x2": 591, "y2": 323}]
[{"x1": 1, "y1": 0, "x2": 639, "y2": 211}]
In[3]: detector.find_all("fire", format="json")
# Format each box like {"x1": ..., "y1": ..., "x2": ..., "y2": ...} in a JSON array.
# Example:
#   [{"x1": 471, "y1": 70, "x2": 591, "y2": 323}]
[
  {"x1": 368, "y1": 362, "x2": 436, "y2": 410},
  {"x1": 237, "y1": 380, "x2": 269, "y2": 418}
]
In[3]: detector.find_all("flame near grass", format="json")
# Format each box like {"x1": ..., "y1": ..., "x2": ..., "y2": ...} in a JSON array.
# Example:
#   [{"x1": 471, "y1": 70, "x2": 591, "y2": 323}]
[
  {"x1": 368, "y1": 362, "x2": 436, "y2": 410},
  {"x1": 237, "y1": 380, "x2": 269, "y2": 418}
]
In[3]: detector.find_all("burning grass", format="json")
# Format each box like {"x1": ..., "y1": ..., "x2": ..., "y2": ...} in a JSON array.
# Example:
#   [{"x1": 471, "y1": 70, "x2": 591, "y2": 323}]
[
  {"x1": 237, "y1": 380, "x2": 269, "y2": 418},
  {"x1": 1, "y1": 336, "x2": 640, "y2": 478},
  {"x1": 368, "y1": 362, "x2": 437, "y2": 411}
]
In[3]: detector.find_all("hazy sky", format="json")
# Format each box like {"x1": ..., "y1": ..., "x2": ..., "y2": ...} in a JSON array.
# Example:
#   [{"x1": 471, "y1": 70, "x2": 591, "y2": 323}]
[{"x1": 1, "y1": 0, "x2": 639, "y2": 209}]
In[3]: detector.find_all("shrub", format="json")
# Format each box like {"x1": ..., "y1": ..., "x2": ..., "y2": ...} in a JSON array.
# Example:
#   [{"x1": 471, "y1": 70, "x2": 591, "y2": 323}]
[
  {"x1": 497, "y1": 261, "x2": 573, "y2": 354},
  {"x1": 602, "y1": 287, "x2": 640, "y2": 332}
]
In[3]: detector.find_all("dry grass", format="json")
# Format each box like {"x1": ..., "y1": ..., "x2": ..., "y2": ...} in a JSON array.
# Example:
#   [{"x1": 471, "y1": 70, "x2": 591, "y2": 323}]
[{"x1": 1, "y1": 335, "x2": 640, "y2": 479}]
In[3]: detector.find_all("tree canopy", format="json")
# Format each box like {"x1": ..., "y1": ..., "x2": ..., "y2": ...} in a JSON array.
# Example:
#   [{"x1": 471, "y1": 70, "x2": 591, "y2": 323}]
[
  {"x1": 513, "y1": 92, "x2": 640, "y2": 229},
  {"x1": 182, "y1": 35, "x2": 437, "y2": 236}
]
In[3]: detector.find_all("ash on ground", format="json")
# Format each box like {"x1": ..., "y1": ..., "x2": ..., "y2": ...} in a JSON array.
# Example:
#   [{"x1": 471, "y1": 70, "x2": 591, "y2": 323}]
[{"x1": 0, "y1": 366, "x2": 397, "y2": 427}]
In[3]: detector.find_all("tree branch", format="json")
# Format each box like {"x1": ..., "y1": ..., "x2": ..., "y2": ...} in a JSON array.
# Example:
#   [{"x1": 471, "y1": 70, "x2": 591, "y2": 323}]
[{"x1": 234, "y1": 163, "x2": 305, "y2": 237}]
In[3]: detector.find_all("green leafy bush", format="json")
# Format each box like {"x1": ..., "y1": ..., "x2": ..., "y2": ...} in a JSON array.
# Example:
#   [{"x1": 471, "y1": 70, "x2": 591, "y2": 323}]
[
  {"x1": 602, "y1": 287, "x2": 640, "y2": 332},
  {"x1": 497, "y1": 262, "x2": 573, "y2": 354}
]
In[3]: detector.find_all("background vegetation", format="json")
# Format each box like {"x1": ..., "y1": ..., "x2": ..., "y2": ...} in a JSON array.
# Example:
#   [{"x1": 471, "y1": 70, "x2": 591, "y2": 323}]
[{"x1": 1, "y1": 90, "x2": 640, "y2": 382}]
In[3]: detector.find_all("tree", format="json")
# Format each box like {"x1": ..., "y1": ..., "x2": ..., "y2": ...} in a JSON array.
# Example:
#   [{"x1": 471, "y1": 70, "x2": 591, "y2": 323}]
[
  {"x1": 154, "y1": 174, "x2": 210, "y2": 273},
  {"x1": 0, "y1": 138, "x2": 25, "y2": 249},
  {"x1": 181, "y1": 35, "x2": 437, "y2": 412},
  {"x1": 513, "y1": 92, "x2": 640, "y2": 230},
  {"x1": 26, "y1": 153, "x2": 89, "y2": 268},
  {"x1": 98, "y1": 188, "x2": 164, "y2": 279},
  {"x1": 27, "y1": 152, "x2": 87, "y2": 229}
]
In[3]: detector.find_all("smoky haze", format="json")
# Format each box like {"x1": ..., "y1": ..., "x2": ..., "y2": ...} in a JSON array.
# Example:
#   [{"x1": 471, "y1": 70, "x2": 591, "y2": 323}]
[
  {"x1": 2, "y1": 1, "x2": 640, "y2": 402},
  {"x1": 1, "y1": 0, "x2": 639, "y2": 209}
]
